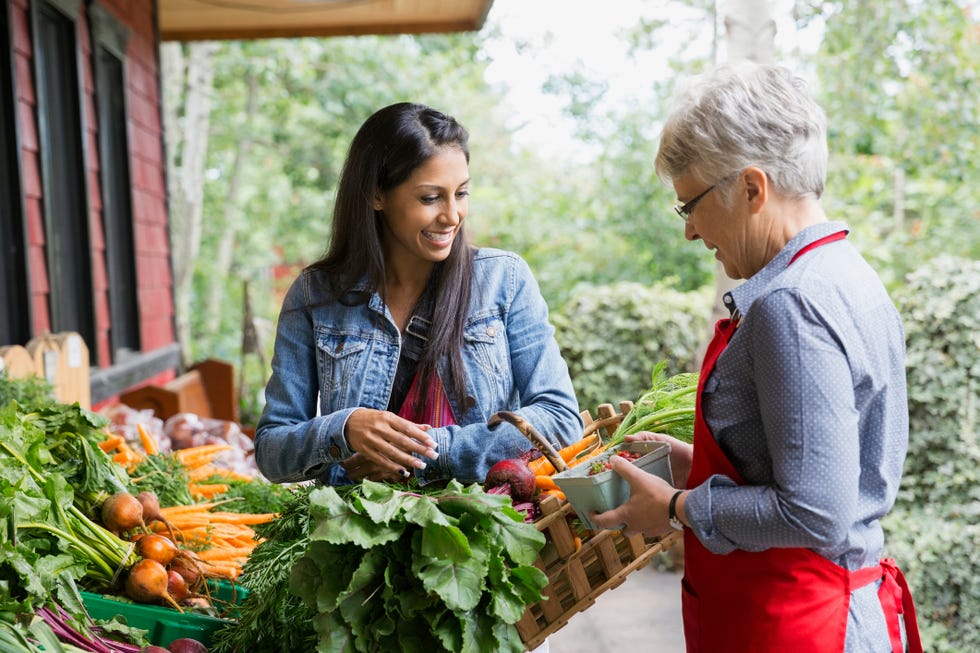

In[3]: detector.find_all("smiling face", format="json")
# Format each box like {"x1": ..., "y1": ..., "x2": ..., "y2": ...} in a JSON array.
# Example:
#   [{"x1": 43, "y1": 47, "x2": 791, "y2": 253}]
[{"x1": 376, "y1": 146, "x2": 470, "y2": 271}]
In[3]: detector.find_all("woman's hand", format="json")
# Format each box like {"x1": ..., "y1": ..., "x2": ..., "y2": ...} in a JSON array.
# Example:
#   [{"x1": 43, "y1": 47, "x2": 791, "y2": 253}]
[
  {"x1": 340, "y1": 453, "x2": 405, "y2": 482},
  {"x1": 589, "y1": 455, "x2": 680, "y2": 537},
  {"x1": 344, "y1": 408, "x2": 439, "y2": 477},
  {"x1": 625, "y1": 431, "x2": 693, "y2": 489}
]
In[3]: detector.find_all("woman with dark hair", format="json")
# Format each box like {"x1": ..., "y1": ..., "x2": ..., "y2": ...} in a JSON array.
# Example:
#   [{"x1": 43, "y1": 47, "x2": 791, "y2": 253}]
[{"x1": 254, "y1": 102, "x2": 583, "y2": 487}]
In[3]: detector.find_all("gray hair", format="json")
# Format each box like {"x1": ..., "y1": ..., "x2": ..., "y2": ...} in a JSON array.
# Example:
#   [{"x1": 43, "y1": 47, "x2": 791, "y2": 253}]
[{"x1": 655, "y1": 62, "x2": 828, "y2": 203}]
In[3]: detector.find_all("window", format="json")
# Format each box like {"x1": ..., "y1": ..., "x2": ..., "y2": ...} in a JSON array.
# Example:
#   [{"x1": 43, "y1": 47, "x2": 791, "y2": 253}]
[
  {"x1": 90, "y1": 4, "x2": 139, "y2": 358},
  {"x1": 31, "y1": 0, "x2": 96, "y2": 357},
  {"x1": 0, "y1": 4, "x2": 30, "y2": 345}
]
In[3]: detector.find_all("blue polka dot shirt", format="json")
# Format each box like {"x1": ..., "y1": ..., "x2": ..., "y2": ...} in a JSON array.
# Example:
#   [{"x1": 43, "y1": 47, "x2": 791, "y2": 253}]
[{"x1": 684, "y1": 221, "x2": 910, "y2": 650}]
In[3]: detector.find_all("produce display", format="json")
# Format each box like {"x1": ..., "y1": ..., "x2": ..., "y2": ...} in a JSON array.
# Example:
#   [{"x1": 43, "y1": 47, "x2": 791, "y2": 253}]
[
  {"x1": 1, "y1": 362, "x2": 691, "y2": 652},
  {"x1": 0, "y1": 378, "x2": 284, "y2": 652}
]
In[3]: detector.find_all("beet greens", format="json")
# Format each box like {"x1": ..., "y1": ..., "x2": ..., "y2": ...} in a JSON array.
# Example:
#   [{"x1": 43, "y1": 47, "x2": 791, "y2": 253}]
[{"x1": 290, "y1": 480, "x2": 548, "y2": 653}]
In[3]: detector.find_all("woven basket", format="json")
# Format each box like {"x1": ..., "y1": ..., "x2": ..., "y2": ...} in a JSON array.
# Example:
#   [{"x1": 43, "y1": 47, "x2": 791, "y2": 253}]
[{"x1": 514, "y1": 402, "x2": 682, "y2": 650}]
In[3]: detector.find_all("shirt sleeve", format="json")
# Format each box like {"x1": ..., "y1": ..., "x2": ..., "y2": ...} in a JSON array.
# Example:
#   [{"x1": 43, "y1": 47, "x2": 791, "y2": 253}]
[
  {"x1": 685, "y1": 288, "x2": 861, "y2": 553},
  {"x1": 253, "y1": 276, "x2": 357, "y2": 484}
]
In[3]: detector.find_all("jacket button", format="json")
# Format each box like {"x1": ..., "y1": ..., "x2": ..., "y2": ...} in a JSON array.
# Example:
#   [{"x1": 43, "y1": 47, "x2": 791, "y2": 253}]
[
  {"x1": 328, "y1": 444, "x2": 342, "y2": 458},
  {"x1": 486, "y1": 326, "x2": 496, "y2": 337},
  {"x1": 463, "y1": 396, "x2": 476, "y2": 410}
]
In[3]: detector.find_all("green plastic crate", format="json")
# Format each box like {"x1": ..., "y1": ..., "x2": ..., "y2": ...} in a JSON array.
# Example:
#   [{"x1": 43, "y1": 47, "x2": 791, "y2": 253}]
[{"x1": 81, "y1": 579, "x2": 247, "y2": 649}]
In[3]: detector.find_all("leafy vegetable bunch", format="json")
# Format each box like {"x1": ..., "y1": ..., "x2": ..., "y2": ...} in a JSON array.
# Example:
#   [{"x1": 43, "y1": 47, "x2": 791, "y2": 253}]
[
  {"x1": 291, "y1": 480, "x2": 549, "y2": 653},
  {"x1": 0, "y1": 400, "x2": 148, "y2": 652},
  {"x1": 609, "y1": 362, "x2": 698, "y2": 446}
]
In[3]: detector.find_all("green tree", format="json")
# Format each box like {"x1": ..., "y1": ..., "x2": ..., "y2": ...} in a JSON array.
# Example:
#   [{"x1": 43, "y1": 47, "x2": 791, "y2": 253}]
[{"x1": 799, "y1": 0, "x2": 979, "y2": 289}]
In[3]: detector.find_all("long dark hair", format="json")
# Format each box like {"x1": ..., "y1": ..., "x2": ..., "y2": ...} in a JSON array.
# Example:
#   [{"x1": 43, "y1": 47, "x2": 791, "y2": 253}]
[{"x1": 310, "y1": 102, "x2": 475, "y2": 407}]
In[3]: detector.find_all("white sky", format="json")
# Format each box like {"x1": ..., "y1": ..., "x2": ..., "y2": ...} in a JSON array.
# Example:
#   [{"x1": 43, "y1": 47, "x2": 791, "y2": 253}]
[{"x1": 480, "y1": 0, "x2": 823, "y2": 158}]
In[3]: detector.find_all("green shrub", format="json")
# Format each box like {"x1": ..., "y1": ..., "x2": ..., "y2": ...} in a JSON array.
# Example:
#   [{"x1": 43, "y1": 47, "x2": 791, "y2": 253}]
[
  {"x1": 552, "y1": 281, "x2": 711, "y2": 414},
  {"x1": 894, "y1": 255, "x2": 980, "y2": 510},
  {"x1": 882, "y1": 507, "x2": 980, "y2": 653},
  {"x1": 884, "y1": 255, "x2": 980, "y2": 652}
]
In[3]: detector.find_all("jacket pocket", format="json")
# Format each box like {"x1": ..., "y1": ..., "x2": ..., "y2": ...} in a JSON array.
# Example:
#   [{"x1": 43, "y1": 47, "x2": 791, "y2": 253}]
[
  {"x1": 463, "y1": 319, "x2": 509, "y2": 410},
  {"x1": 316, "y1": 331, "x2": 367, "y2": 395}
]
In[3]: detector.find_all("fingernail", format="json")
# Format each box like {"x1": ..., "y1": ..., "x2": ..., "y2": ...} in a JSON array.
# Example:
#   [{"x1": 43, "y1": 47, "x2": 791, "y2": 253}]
[
  {"x1": 427, "y1": 449, "x2": 439, "y2": 460},
  {"x1": 415, "y1": 461, "x2": 427, "y2": 470},
  {"x1": 429, "y1": 440, "x2": 439, "y2": 449},
  {"x1": 400, "y1": 469, "x2": 411, "y2": 478}
]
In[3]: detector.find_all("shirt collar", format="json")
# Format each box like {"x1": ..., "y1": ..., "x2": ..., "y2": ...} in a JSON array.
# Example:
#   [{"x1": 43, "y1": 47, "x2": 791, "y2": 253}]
[{"x1": 725, "y1": 221, "x2": 849, "y2": 318}]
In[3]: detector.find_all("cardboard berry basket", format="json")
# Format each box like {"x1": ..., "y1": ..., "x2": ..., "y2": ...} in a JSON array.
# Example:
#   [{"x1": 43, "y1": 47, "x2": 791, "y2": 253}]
[{"x1": 497, "y1": 403, "x2": 682, "y2": 651}]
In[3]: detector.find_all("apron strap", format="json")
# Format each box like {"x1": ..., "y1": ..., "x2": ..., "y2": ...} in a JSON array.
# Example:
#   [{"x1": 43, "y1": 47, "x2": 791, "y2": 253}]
[
  {"x1": 850, "y1": 559, "x2": 923, "y2": 653},
  {"x1": 879, "y1": 558, "x2": 923, "y2": 653}
]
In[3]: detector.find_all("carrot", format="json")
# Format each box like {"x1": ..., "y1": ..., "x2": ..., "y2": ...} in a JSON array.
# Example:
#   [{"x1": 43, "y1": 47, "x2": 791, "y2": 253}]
[
  {"x1": 113, "y1": 449, "x2": 143, "y2": 465},
  {"x1": 159, "y1": 500, "x2": 238, "y2": 516},
  {"x1": 201, "y1": 511, "x2": 277, "y2": 525},
  {"x1": 559, "y1": 434, "x2": 600, "y2": 462},
  {"x1": 528, "y1": 434, "x2": 601, "y2": 476},
  {"x1": 189, "y1": 483, "x2": 231, "y2": 498},
  {"x1": 567, "y1": 442, "x2": 613, "y2": 469},
  {"x1": 199, "y1": 563, "x2": 240, "y2": 579},
  {"x1": 194, "y1": 546, "x2": 255, "y2": 560},
  {"x1": 539, "y1": 488, "x2": 566, "y2": 501},
  {"x1": 534, "y1": 475, "x2": 560, "y2": 492},
  {"x1": 176, "y1": 444, "x2": 234, "y2": 468},
  {"x1": 99, "y1": 434, "x2": 125, "y2": 453},
  {"x1": 137, "y1": 423, "x2": 159, "y2": 456}
]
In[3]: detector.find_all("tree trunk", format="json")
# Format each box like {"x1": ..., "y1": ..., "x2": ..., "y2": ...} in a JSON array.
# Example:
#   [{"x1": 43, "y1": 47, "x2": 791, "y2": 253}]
[
  {"x1": 204, "y1": 70, "x2": 259, "y2": 336},
  {"x1": 696, "y1": 0, "x2": 777, "y2": 365},
  {"x1": 162, "y1": 42, "x2": 218, "y2": 367}
]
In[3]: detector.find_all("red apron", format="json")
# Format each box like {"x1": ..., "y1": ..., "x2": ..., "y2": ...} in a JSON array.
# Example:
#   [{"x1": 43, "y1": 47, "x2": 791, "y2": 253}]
[{"x1": 682, "y1": 232, "x2": 922, "y2": 653}]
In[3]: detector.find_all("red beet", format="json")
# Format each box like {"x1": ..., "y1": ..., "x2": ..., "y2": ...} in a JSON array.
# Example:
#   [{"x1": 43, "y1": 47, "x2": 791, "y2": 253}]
[
  {"x1": 142, "y1": 647, "x2": 170, "y2": 653},
  {"x1": 168, "y1": 638, "x2": 208, "y2": 653},
  {"x1": 483, "y1": 458, "x2": 536, "y2": 502}
]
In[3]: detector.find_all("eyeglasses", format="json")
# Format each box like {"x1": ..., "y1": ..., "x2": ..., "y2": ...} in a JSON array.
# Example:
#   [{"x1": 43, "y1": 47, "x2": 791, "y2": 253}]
[{"x1": 673, "y1": 184, "x2": 718, "y2": 222}]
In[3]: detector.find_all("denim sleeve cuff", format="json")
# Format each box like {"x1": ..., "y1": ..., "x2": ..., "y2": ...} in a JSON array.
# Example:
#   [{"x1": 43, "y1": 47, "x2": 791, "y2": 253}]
[
  {"x1": 319, "y1": 407, "x2": 359, "y2": 462},
  {"x1": 414, "y1": 427, "x2": 452, "y2": 485}
]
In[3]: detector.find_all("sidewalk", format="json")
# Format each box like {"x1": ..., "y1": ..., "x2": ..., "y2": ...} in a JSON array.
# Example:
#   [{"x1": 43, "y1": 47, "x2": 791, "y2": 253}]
[{"x1": 547, "y1": 565, "x2": 685, "y2": 653}]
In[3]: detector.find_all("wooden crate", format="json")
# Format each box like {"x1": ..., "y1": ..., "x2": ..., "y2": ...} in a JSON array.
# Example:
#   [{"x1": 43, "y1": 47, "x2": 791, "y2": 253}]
[{"x1": 516, "y1": 403, "x2": 682, "y2": 650}]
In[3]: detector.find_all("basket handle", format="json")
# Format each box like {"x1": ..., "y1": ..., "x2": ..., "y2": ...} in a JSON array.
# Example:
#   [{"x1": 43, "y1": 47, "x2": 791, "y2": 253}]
[{"x1": 487, "y1": 411, "x2": 568, "y2": 473}]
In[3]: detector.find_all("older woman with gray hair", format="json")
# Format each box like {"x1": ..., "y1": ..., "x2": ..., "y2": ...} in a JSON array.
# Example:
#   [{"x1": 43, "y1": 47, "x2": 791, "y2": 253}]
[{"x1": 591, "y1": 63, "x2": 922, "y2": 653}]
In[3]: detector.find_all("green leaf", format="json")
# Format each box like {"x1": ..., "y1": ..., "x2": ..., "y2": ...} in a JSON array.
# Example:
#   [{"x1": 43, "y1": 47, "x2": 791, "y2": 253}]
[
  {"x1": 419, "y1": 524, "x2": 472, "y2": 563},
  {"x1": 314, "y1": 611, "x2": 355, "y2": 653},
  {"x1": 413, "y1": 543, "x2": 487, "y2": 612},
  {"x1": 491, "y1": 512, "x2": 546, "y2": 567}
]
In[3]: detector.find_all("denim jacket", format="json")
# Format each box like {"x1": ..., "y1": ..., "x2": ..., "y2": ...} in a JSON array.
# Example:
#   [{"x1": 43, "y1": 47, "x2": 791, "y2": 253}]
[{"x1": 254, "y1": 248, "x2": 583, "y2": 485}]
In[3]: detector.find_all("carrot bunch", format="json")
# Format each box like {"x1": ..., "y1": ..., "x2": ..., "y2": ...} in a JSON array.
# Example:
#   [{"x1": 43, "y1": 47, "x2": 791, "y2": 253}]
[
  {"x1": 149, "y1": 501, "x2": 277, "y2": 579},
  {"x1": 172, "y1": 442, "x2": 247, "y2": 499},
  {"x1": 99, "y1": 431, "x2": 145, "y2": 466}
]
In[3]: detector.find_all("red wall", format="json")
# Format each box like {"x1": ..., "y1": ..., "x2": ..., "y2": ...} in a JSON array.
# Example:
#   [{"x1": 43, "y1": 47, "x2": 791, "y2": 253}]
[{"x1": 11, "y1": 0, "x2": 175, "y2": 377}]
